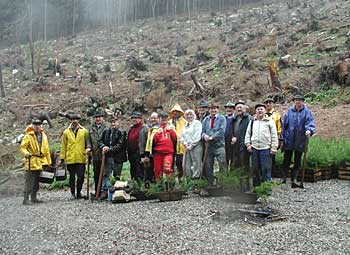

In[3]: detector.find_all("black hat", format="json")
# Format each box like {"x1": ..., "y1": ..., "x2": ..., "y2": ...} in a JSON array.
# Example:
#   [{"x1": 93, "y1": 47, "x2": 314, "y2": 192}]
[
  {"x1": 93, "y1": 110, "x2": 105, "y2": 117},
  {"x1": 31, "y1": 118, "x2": 42, "y2": 125},
  {"x1": 108, "y1": 116, "x2": 118, "y2": 122},
  {"x1": 131, "y1": 111, "x2": 142, "y2": 118},
  {"x1": 224, "y1": 101, "x2": 235, "y2": 108},
  {"x1": 158, "y1": 111, "x2": 169, "y2": 118},
  {"x1": 255, "y1": 103, "x2": 266, "y2": 110},
  {"x1": 68, "y1": 112, "x2": 81, "y2": 120},
  {"x1": 293, "y1": 94, "x2": 305, "y2": 101},
  {"x1": 263, "y1": 98, "x2": 274, "y2": 104},
  {"x1": 198, "y1": 99, "x2": 209, "y2": 108},
  {"x1": 235, "y1": 100, "x2": 245, "y2": 107}
]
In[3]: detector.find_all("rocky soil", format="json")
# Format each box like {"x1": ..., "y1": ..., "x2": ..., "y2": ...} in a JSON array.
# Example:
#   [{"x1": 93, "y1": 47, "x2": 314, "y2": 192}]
[{"x1": 0, "y1": 179, "x2": 349, "y2": 255}]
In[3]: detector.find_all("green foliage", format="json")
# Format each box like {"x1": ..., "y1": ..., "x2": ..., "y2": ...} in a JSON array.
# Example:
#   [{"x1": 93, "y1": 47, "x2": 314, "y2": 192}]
[
  {"x1": 46, "y1": 176, "x2": 69, "y2": 190},
  {"x1": 49, "y1": 142, "x2": 61, "y2": 152},
  {"x1": 254, "y1": 181, "x2": 280, "y2": 199},
  {"x1": 304, "y1": 85, "x2": 337, "y2": 104},
  {"x1": 275, "y1": 137, "x2": 350, "y2": 168},
  {"x1": 217, "y1": 169, "x2": 242, "y2": 190}
]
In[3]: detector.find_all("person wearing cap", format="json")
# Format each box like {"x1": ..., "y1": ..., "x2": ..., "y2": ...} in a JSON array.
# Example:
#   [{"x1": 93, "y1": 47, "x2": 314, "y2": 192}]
[
  {"x1": 19, "y1": 119, "x2": 52, "y2": 205},
  {"x1": 280, "y1": 94, "x2": 316, "y2": 188},
  {"x1": 264, "y1": 98, "x2": 282, "y2": 174},
  {"x1": 145, "y1": 111, "x2": 177, "y2": 181},
  {"x1": 180, "y1": 109, "x2": 203, "y2": 179},
  {"x1": 143, "y1": 112, "x2": 160, "y2": 182},
  {"x1": 224, "y1": 101, "x2": 235, "y2": 169},
  {"x1": 86, "y1": 110, "x2": 107, "y2": 194},
  {"x1": 60, "y1": 113, "x2": 89, "y2": 199},
  {"x1": 245, "y1": 104, "x2": 278, "y2": 186},
  {"x1": 202, "y1": 101, "x2": 226, "y2": 185},
  {"x1": 229, "y1": 100, "x2": 252, "y2": 171},
  {"x1": 98, "y1": 116, "x2": 127, "y2": 199},
  {"x1": 169, "y1": 104, "x2": 187, "y2": 178},
  {"x1": 197, "y1": 99, "x2": 210, "y2": 123},
  {"x1": 127, "y1": 111, "x2": 149, "y2": 180}
]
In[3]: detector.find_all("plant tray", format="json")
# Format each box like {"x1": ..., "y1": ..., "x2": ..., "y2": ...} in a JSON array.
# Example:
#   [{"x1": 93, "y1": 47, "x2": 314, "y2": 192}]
[
  {"x1": 158, "y1": 191, "x2": 184, "y2": 202},
  {"x1": 131, "y1": 190, "x2": 157, "y2": 201},
  {"x1": 206, "y1": 186, "x2": 224, "y2": 197}
]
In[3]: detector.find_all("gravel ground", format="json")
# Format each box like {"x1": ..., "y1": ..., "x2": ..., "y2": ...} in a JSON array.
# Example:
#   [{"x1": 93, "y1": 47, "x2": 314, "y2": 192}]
[{"x1": 0, "y1": 179, "x2": 349, "y2": 255}]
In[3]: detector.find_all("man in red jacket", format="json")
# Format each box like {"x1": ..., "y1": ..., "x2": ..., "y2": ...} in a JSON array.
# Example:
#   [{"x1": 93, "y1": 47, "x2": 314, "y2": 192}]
[{"x1": 147, "y1": 111, "x2": 177, "y2": 181}]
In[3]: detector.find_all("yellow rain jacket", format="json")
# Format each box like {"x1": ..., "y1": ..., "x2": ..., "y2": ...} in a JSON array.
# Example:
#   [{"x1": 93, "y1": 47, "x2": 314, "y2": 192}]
[
  {"x1": 169, "y1": 104, "x2": 187, "y2": 155},
  {"x1": 60, "y1": 124, "x2": 88, "y2": 164},
  {"x1": 266, "y1": 108, "x2": 282, "y2": 138},
  {"x1": 19, "y1": 125, "x2": 51, "y2": 171}
]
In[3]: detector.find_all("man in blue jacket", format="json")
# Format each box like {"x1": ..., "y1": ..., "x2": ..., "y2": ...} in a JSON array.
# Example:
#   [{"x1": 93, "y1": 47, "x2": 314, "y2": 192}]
[
  {"x1": 280, "y1": 95, "x2": 316, "y2": 188},
  {"x1": 202, "y1": 101, "x2": 226, "y2": 185}
]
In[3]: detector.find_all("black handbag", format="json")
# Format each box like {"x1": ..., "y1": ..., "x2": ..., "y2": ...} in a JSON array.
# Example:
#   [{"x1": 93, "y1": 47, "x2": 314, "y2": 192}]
[
  {"x1": 55, "y1": 166, "x2": 67, "y2": 181},
  {"x1": 39, "y1": 166, "x2": 55, "y2": 184}
]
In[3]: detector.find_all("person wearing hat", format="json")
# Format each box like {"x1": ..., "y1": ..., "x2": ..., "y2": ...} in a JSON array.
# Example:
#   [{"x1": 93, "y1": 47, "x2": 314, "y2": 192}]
[
  {"x1": 98, "y1": 116, "x2": 127, "y2": 199},
  {"x1": 245, "y1": 104, "x2": 278, "y2": 186},
  {"x1": 197, "y1": 99, "x2": 210, "y2": 123},
  {"x1": 19, "y1": 119, "x2": 52, "y2": 205},
  {"x1": 202, "y1": 101, "x2": 226, "y2": 185},
  {"x1": 224, "y1": 101, "x2": 235, "y2": 169},
  {"x1": 280, "y1": 94, "x2": 316, "y2": 188},
  {"x1": 264, "y1": 98, "x2": 282, "y2": 174},
  {"x1": 127, "y1": 111, "x2": 149, "y2": 180},
  {"x1": 228, "y1": 100, "x2": 252, "y2": 171},
  {"x1": 145, "y1": 111, "x2": 177, "y2": 181},
  {"x1": 86, "y1": 110, "x2": 107, "y2": 194},
  {"x1": 169, "y1": 104, "x2": 187, "y2": 178},
  {"x1": 60, "y1": 112, "x2": 89, "y2": 199}
]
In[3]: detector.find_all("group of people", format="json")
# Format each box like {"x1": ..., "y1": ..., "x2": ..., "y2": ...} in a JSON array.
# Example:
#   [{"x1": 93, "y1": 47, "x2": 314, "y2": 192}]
[{"x1": 19, "y1": 94, "x2": 316, "y2": 204}]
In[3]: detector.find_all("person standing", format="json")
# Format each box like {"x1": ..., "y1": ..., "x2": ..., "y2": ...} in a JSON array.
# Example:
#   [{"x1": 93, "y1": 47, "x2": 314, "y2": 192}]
[
  {"x1": 229, "y1": 101, "x2": 252, "y2": 171},
  {"x1": 245, "y1": 104, "x2": 278, "y2": 186},
  {"x1": 20, "y1": 119, "x2": 52, "y2": 205},
  {"x1": 264, "y1": 98, "x2": 282, "y2": 174},
  {"x1": 86, "y1": 110, "x2": 107, "y2": 194},
  {"x1": 127, "y1": 111, "x2": 149, "y2": 181},
  {"x1": 98, "y1": 117, "x2": 126, "y2": 199},
  {"x1": 280, "y1": 95, "x2": 316, "y2": 188},
  {"x1": 145, "y1": 111, "x2": 177, "y2": 181},
  {"x1": 143, "y1": 112, "x2": 159, "y2": 182},
  {"x1": 197, "y1": 99, "x2": 210, "y2": 123},
  {"x1": 202, "y1": 102, "x2": 226, "y2": 185},
  {"x1": 169, "y1": 104, "x2": 187, "y2": 178},
  {"x1": 224, "y1": 101, "x2": 235, "y2": 170},
  {"x1": 181, "y1": 109, "x2": 203, "y2": 179},
  {"x1": 60, "y1": 113, "x2": 88, "y2": 199}
]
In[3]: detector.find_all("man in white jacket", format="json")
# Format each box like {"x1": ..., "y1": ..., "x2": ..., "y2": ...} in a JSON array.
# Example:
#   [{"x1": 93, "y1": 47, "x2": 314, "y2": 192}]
[{"x1": 245, "y1": 103, "x2": 278, "y2": 186}]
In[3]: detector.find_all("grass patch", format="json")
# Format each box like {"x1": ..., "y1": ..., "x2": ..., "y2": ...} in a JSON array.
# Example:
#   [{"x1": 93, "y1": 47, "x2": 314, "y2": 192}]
[{"x1": 254, "y1": 181, "x2": 280, "y2": 199}]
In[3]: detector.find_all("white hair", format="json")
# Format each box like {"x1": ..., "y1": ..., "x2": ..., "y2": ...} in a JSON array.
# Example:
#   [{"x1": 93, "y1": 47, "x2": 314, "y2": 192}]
[{"x1": 184, "y1": 109, "x2": 197, "y2": 120}]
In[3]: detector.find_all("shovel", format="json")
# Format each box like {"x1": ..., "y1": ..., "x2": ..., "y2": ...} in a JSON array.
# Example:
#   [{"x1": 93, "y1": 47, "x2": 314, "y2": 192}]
[
  {"x1": 300, "y1": 137, "x2": 310, "y2": 188},
  {"x1": 95, "y1": 153, "x2": 105, "y2": 200},
  {"x1": 85, "y1": 154, "x2": 91, "y2": 200}
]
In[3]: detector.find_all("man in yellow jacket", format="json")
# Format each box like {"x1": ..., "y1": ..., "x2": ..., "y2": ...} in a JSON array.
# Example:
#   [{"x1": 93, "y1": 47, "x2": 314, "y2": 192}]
[
  {"x1": 19, "y1": 118, "x2": 51, "y2": 205},
  {"x1": 169, "y1": 104, "x2": 187, "y2": 178},
  {"x1": 60, "y1": 113, "x2": 88, "y2": 199}
]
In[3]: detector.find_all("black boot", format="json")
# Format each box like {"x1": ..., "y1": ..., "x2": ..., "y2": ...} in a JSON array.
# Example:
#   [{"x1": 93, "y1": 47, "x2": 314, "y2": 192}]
[{"x1": 31, "y1": 193, "x2": 43, "y2": 203}]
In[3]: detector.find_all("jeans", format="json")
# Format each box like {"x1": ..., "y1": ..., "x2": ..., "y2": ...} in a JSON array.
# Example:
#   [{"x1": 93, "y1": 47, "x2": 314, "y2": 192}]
[
  {"x1": 252, "y1": 148, "x2": 272, "y2": 186},
  {"x1": 24, "y1": 170, "x2": 41, "y2": 200},
  {"x1": 204, "y1": 145, "x2": 226, "y2": 185},
  {"x1": 283, "y1": 150, "x2": 303, "y2": 183},
  {"x1": 67, "y1": 163, "x2": 85, "y2": 196},
  {"x1": 184, "y1": 143, "x2": 203, "y2": 178}
]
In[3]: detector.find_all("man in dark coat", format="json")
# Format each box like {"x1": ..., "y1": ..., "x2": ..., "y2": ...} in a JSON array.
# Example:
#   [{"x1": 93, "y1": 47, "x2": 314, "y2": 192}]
[
  {"x1": 87, "y1": 110, "x2": 107, "y2": 193},
  {"x1": 127, "y1": 111, "x2": 149, "y2": 181},
  {"x1": 229, "y1": 101, "x2": 252, "y2": 171},
  {"x1": 98, "y1": 116, "x2": 127, "y2": 199},
  {"x1": 280, "y1": 95, "x2": 316, "y2": 188},
  {"x1": 224, "y1": 101, "x2": 235, "y2": 169}
]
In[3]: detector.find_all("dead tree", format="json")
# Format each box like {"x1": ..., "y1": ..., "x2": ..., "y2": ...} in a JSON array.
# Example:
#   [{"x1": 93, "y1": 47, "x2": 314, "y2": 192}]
[
  {"x1": 0, "y1": 65, "x2": 5, "y2": 98},
  {"x1": 269, "y1": 61, "x2": 282, "y2": 91}
]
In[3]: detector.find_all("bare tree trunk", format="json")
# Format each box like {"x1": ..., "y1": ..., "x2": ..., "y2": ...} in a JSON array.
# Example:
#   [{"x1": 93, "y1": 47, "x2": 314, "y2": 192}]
[
  {"x1": 44, "y1": 0, "x2": 47, "y2": 41},
  {"x1": 0, "y1": 65, "x2": 5, "y2": 98},
  {"x1": 152, "y1": 0, "x2": 157, "y2": 19},
  {"x1": 72, "y1": 0, "x2": 76, "y2": 37},
  {"x1": 28, "y1": 0, "x2": 35, "y2": 75}
]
